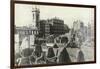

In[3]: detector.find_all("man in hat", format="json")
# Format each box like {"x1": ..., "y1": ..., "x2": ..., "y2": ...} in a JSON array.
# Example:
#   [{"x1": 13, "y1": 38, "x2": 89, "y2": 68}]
[
  {"x1": 58, "y1": 47, "x2": 71, "y2": 64},
  {"x1": 46, "y1": 47, "x2": 57, "y2": 64}
]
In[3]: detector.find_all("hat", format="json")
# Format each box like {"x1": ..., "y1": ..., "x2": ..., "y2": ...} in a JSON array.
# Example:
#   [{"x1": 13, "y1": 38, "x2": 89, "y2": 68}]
[{"x1": 53, "y1": 44, "x2": 59, "y2": 48}]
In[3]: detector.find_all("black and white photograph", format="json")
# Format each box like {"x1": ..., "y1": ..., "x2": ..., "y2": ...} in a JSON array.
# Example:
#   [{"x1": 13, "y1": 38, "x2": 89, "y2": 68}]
[{"x1": 11, "y1": 1, "x2": 96, "y2": 68}]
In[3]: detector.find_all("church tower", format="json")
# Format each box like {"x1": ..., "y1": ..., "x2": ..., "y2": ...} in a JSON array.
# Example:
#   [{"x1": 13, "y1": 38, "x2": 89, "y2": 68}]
[{"x1": 32, "y1": 6, "x2": 40, "y2": 28}]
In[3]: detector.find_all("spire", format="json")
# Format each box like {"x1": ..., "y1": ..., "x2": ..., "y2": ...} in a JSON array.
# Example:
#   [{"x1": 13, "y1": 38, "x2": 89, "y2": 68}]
[
  {"x1": 32, "y1": 5, "x2": 40, "y2": 12},
  {"x1": 32, "y1": 5, "x2": 40, "y2": 28}
]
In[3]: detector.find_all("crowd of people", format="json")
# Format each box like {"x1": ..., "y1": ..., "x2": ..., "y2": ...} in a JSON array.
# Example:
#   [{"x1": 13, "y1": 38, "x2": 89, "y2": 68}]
[
  {"x1": 15, "y1": 43, "x2": 72, "y2": 66},
  {"x1": 15, "y1": 36, "x2": 85, "y2": 66}
]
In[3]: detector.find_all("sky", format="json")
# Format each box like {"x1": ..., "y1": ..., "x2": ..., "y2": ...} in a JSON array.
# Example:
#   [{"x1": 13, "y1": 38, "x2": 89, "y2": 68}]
[{"x1": 15, "y1": 4, "x2": 94, "y2": 28}]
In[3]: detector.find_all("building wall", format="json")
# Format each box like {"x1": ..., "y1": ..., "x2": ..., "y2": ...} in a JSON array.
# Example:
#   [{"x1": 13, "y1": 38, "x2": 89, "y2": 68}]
[
  {"x1": 32, "y1": 8, "x2": 40, "y2": 28},
  {"x1": 72, "y1": 20, "x2": 88, "y2": 47},
  {"x1": 39, "y1": 20, "x2": 50, "y2": 38},
  {"x1": 15, "y1": 27, "x2": 38, "y2": 47},
  {"x1": 15, "y1": 34, "x2": 20, "y2": 53},
  {"x1": 48, "y1": 18, "x2": 65, "y2": 35}
]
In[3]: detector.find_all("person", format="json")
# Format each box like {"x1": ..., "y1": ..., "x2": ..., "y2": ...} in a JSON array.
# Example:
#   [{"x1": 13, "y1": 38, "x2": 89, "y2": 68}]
[
  {"x1": 66, "y1": 38, "x2": 78, "y2": 48},
  {"x1": 58, "y1": 47, "x2": 71, "y2": 64},
  {"x1": 61, "y1": 37, "x2": 68, "y2": 44},
  {"x1": 46, "y1": 47, "x2": 57, "y2": 64},
  {"x1": 17, "y1": 48, "x2": 34, "y2": 65},
  {"x1": 34, "y1": 44, "x2": 43, "y2": 58},
  {"x1": 77, "y1": 50, "x2": 85, "y2": 62},
  {"x1": 29, "y1": 51, "x2": 36, "y2": 64},
  {"x1": 29, "y1": 49, "x2": 46, "y2": 64},
  {"x1": 36, "y1": 52, "x2": 46, "y2": 64}
]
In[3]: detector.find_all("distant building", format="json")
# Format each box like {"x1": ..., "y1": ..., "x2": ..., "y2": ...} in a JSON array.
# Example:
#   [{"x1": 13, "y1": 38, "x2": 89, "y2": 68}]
[
  {"x1": 15, "y1": 6, "x2": 40, "y2": 46},
  {"x1": 72, "y1": 20, "x2": 87, "y2": 47},
  {"x1": 32, "y1": 7, "x2": 40, "y2": 28},
  {"x1": 32, "y1": 7, "x2": 68, "y2": 39},
  {"x1": 38, "y1": 17, "x2": 66, "y2": 38},
  {"x1": 73, "y1": 20, "x2": 83, "y2": 31},
  {"x1": 87, "y1": 23, "x2": 92, "y2": 38},
  {"x1": 15, "y1": 34, "x2": 20, "y2": 53},
  {"x1": 39, "y1": 20, "x2": 50, "y2": 38},
  {"x1": 15, "y1": 26, "x2": 38, "y2": 46},
  {"x1": 48, "y1": 17, "x2": 65, "y2": 35},
  {"x1": 15, "y1": 7, "x2": 69, "y2": 46}
]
